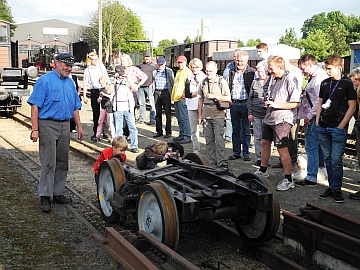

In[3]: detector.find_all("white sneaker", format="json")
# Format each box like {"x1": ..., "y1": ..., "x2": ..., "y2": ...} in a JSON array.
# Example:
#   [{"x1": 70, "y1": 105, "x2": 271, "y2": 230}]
[
  {"x1": 276, "y1": 178, "x2": 295, "y2": 191},
  {"x1": 254, "y1": 169, "x2": 270, "y2": 178}
]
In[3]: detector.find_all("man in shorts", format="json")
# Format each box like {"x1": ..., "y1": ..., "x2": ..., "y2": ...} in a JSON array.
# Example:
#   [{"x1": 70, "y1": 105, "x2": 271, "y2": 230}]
[{"x1": 254, "y1": 55, "x2": 301, "y2": 191}]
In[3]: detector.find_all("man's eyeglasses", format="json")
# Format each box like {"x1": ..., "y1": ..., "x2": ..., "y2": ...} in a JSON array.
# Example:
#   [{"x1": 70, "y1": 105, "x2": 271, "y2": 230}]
[
  {"x1": 177, "y1": 61, "x2": 183, "y2": 64},
  {"x1": 91, "y1": 58, "x2": 98, "y2": 61},
  {"x1": 205, "y1": 70, "x2": 217, "y2": 73}
]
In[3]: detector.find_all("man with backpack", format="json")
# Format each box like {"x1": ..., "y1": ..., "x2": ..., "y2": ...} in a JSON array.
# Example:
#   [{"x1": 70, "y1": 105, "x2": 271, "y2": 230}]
[{"x1": 198, "y1": 61, "x2": 231, "y2": 168}]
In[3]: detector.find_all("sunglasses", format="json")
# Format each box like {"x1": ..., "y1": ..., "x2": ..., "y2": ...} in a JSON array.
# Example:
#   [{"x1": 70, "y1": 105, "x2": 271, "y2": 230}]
[{"x1": 59, "y1": 58, "x2": 75, "y2": 65}]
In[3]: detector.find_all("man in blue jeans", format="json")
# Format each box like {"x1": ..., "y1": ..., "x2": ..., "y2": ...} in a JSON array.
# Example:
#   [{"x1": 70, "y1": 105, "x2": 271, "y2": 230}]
[
  {"x1": 316, "y1": 53, "x2": 357, "y2": 203},
  {"x1": 227, "y1": 51, "x2": 256, "y2": 161},
  {"x1": 295, "y1": 53, "x2": 328, "y2": 187}
]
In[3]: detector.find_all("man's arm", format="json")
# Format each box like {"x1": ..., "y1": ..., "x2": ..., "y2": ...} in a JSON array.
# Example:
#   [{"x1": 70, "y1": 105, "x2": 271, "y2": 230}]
[
  {"x1": 338, "y1": 99, "x2": 356, "y2": 129},
  {"x1": 315, "y1": 97, "x2": 323, "y2": 126},
  {"x1": 198, "y1": 96, "x2": 204, "y2": 125},
  {"x1": 30, "y1": 104, "x2": 39, "y2": 142},
  {"x1": 73, "y1": 110, "x2": 84, "y2": 140}
]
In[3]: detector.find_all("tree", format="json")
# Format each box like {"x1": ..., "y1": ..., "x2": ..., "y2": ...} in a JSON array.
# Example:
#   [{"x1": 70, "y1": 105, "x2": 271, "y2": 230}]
[
  {"x1": 184, "y1": 36, "x2": 193, "y2": 44},
  {"x1": 0, "y1": 0, "x2": 16, "y2": 36},
  {"x1": 279, "y1": 27, "x2": 299, "y2": 48},
  {"x1": 300, "y1": 11, "x2": 360, "y2": 56},
  {"x1": 153, "y1": 39, "x2": 179, "y2": 56},
  {"x1": 299, "y1": 29, "x2": 331, "y2": 61},
  {"x1": 82, "y1": 0, "x2": 147, "y2": 63},
  {"x1": 246, "y1": 38, "x2": 261, "y2": 47},
  {"x1": 327, "y1": 24, "x2": 349, "y2": 56},
  {"x1": 237, "y1": 39, "x2": 245, "y2": 47}
]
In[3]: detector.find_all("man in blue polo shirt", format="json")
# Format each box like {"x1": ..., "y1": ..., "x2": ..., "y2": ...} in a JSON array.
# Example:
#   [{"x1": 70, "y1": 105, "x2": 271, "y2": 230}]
[{"x1": 28, "y1": 53, "x2": 84, "y2": 212}]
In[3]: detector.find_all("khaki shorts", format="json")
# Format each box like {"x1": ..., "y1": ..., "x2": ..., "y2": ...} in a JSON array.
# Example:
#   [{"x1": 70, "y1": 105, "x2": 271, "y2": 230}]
[{"x1": 262, "y1": 122, "x2": 292, "y2": 148}]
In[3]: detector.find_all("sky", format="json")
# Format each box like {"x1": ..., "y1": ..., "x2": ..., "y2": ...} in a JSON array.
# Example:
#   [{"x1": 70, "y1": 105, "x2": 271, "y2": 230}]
[{"x1": 6, "y1": 0, "x2": 360, "y2": 47}]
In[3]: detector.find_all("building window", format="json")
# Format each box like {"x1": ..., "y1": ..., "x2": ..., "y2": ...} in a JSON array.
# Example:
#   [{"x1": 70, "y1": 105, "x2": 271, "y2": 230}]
[
  {"x1": 19, "y1": 44, "x2": 29, "y2": 54},
  {"x1": 31, "y1": 45, "x2": 41, "y2": 51},
  {"x1": 0, "y1": 25, "x2": 8, "y2": 44},
  {"x1": 58, "y1": 46, "x2": 68, "y2": 53}
]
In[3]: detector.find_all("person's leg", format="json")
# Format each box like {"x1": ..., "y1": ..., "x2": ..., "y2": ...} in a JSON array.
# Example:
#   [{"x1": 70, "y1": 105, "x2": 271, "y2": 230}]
[
  {"x1": 137, "y1": 87, "x2": 146, "y2": 122},
  {"x1": 252, "y1": 116, "x2": 263, "y2": 161},
  {"x1": 230, "y1": 104, "x2": 241, "y2": 157},
  {"x1": 304, "y1": 120, "x2": 319, "y2": 182},
  {"x1": 188, "y1": 110, "x2": 200, "y2": 152},
  {"x1": 53, "y1": 121, "x2": 70, "y2": 196},
  {"x1": 240, "y1": 103, "x2": 251, "y2": 158},
  {"x1": 96, "y1": 108, "x2": 107, "y2": 138},
  {"x1": 317, "y1": 126, "x2": 332, "y2": 186},
  {"x1": 329, "y1": 127, "x2": 347, "y2": 191},
  {"x1": 163, "y1": 92, "x2": 172, "y2": 135},
  {"x1": 225, "y1": 108, "x2": 232, "y2": 142},
  {"x1": 124, "y1": 111, "x2": 139, "y2": 149},
  {"x1": 38, "y1": 120, "x2": 57, "y2": 198},
  {"x1": 154, "y1": 91, "x2": 164, "y2": 135},
  {"x1": 288, "y1": 120, "x2": 299, "y2": 165},
  {"x1": 178, "y1": 99, "x2": 191, "y2": 140},
  {"x1": 213, "y1": 118, "x2": 227, "y2": 167},
  {"x1": 174, "y1": 101, "x2": 183, "y2": 139},
  {"x1": 145, "y1": 86, "x2": 156, "y2": 122},
  {"x1": 113, "y1": 111, "x2": 124, "y2": 137},
  {"x1": 90, "y1": 89, "x2": 100, "y2": 136},
  {"x1": 203, "y1": 119, "x2": 216, "y2": 166}
]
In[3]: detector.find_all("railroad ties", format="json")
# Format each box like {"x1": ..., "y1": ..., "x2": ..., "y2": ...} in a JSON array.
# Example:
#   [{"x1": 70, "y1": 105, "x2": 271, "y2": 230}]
[{"x1": 283, "y1": 202, "x2": 360, "y2": 270}]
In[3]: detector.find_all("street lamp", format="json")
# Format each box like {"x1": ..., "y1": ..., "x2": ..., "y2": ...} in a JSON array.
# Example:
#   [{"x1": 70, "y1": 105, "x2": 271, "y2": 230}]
[{"x1": 27, "y1": 34, "x2": 32, "y2": 40}]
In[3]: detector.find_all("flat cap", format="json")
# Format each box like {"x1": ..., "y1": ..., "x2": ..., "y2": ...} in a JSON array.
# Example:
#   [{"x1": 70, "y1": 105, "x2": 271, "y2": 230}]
[
  {"x1": 144, "y1": 50, "x2": 151, "y2": 57},
  {"x1": 55, "y1": 53, "x2": 75, "y2": 66}
]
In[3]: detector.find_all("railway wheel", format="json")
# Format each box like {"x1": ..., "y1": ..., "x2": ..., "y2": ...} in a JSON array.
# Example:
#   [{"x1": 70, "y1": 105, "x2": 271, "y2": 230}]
[
  {"x1": 184, "y1": 152, "x2": 211, "y2": 166},
  {"x1": 97, "y1": 158, "x2": 126, "y2": 223},
  {"x1": 233, "y1": 172, "x2": 280, "y2": 245},
  {"x1": 137, "y1": 180, "x2": 179, "y2": 250}
]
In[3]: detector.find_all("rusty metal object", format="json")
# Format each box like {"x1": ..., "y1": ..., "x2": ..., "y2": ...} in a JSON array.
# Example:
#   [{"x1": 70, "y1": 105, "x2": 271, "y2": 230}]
[
  {"x1": 283, "y1": 206, "x2": 360, "y2": 269},
  {"x1": 94, "y1": 227, "x2": 201, "y2": 270}
]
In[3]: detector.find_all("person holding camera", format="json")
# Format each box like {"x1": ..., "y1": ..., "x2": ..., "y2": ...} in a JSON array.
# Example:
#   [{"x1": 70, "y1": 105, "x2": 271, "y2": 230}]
[
  {"x1": 198, "y1": 61, "x2": 231, "y2": 168},
  {"x1": 316, "y1": 54, "x2": 357, "y2": 202},
  {"x1": 254, "y1": 56, "x2": 301, "y2": 191},
  {"x1": 112, "y1": 54, "x2": 146, "y2": 153}
]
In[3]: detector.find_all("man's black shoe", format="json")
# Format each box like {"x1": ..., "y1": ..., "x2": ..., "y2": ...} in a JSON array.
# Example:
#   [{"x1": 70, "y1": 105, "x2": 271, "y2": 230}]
[
  {"x1": 319, "y1": 188, "x2": 333, "y2": 199},
  {"x1": 178, "y1": 139, "x2": 191, "y2": 144},
  {"x1": 153, "y1": 133, "x2": 163, "y2": 138},
  {"x1": 295, "y1": 179, "x2": 317, "y2": 187},
  {"x1": 147, "y1": 121, "x2": 155, "y2": 125},
  {"x1": 40, "y1": 196, "x2": 51, "y2": 212},
  {"x1": 333, "y1": 190, "x2": 344, "y2": 203},
  {"x1": 228, "y1": 155, "x2": 241, "y2": 160},
  {"x1": 255, "y1": 160, "x2": 261, "y2": 166},
  {"x1": 349, "y1": 191, "x2": 360, "y2": 200},
  {"x1": 164, "y1": 133, "x2": 172, "y2": 138},
  {"x1": 131, "y1": 148, "x2": 140, "y2": 153},
  {"x1": 53, "y1": 195, "x2": 72, "y2": 204}
]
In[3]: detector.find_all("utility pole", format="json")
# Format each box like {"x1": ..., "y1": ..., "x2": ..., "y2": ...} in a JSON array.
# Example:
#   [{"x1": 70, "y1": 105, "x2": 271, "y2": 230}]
[
  {"x1": 98, "y1": 0, "x2": 103, "y2": 62},
  {"x1": 201, "y1": 19, "x2": 204, "y2": 42},
  {"x1": 109, "y1": 22, "x2": 112, "y2": 66}
]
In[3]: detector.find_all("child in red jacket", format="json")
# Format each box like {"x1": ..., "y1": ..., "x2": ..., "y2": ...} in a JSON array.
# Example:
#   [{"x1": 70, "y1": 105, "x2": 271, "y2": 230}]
[{"x1": 94, "y1": 136, "x2": 128, "y2": 184}]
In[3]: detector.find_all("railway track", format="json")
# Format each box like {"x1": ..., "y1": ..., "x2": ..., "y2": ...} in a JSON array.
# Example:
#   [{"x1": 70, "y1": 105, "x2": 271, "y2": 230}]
[{"x1": 5, "y1": 111, "x2": 360, "y2": 269}]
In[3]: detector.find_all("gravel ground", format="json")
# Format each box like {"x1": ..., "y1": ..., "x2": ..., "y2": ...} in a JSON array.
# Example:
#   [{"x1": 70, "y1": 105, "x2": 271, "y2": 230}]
[{"x1": 1, "y1": 91, "x2": 360, "y2": 269}]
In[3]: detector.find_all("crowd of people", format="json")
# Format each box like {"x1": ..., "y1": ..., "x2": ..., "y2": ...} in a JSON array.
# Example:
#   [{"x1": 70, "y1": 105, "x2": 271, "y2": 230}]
[{"x1": 28, "y1": 43, "x2": 360, "y2": 212}]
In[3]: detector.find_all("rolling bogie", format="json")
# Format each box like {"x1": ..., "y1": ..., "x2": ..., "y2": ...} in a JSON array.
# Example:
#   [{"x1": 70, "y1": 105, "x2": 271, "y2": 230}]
[{"x1": 97, "y1": 153, "x2": 280, "y2": 248}]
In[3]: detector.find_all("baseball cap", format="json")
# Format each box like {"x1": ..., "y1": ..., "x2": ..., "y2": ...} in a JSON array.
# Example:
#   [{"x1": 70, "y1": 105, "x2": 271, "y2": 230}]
[
  {"x1": 177, "y1": 55, "x2": 187, "y2": 63},
  {"x1": 157, "y1": 56, "x2": 166, "y2": 65}
]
